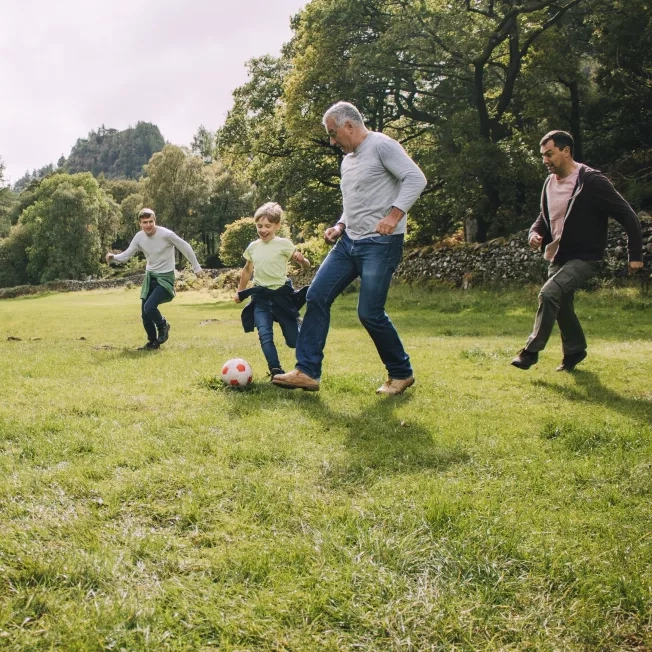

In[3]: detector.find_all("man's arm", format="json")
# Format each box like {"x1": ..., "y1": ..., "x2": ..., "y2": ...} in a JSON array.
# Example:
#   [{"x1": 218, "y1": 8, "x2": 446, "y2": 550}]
[
  {"x1": 376, "y1": 138, "x2": 427, "y2": 234},
  {"x1": 107, "y1": 234, "x2": 140, "y2": 264},
  {"x1": 234, "y1": 261, "x2": 254, "y2": 303},
  {"x1": 528, "y1": 213, "x2": 547, "y2": 250},
  {"x1": 167, "y1": 232, "x2": 202, "y2": 273},
  {"x1": 591, "y1": 174, "x2": 643, "y2": 264}
]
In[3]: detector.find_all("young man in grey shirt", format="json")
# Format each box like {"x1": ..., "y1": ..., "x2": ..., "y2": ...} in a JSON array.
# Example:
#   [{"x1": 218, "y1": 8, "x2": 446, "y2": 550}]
[
  {"x1": 106, "y1": 208, "x2": 202, "y2": 350},
  {"x1": 273, "y1": 101, "x2": 427, "y2": 393}
]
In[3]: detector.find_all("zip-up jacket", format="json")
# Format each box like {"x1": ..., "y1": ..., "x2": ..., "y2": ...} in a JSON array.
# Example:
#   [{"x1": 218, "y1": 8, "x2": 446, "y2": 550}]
[{"x1": 530, "y1": 165, "x2": 643, "y2": 265}]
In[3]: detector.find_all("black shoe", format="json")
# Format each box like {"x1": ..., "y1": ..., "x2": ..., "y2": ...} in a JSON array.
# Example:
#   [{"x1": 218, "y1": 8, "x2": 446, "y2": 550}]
[
  {"x1": 556, "y1": 350, "x2": 587, "y2": 372},
  {"x1": 511, "y1": 349, "x2": 538, "y2": 369},
  {"x1": 269, "y1": 367, "x2": 285, "y2": 379},
  {"x1": 138, "y1": 341, "x2": 160, "y2": 351},
  {"x1": 156, "y1": 320, "x2": 170, "y2": 344}
]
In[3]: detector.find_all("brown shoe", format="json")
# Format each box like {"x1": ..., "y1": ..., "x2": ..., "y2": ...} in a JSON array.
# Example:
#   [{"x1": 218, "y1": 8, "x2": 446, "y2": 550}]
[
  {"x1": 271, "y1": 369, "x2": 320, "y2": 391},
  {"x1": 376, "y1": 376, "x2": 415, "y2": 395}
]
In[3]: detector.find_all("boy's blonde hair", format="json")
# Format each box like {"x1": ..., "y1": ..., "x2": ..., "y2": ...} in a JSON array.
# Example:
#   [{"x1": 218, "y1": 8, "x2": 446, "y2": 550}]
[{"x1": 254, "y1": 202, "x2": 284, "y2": 224}]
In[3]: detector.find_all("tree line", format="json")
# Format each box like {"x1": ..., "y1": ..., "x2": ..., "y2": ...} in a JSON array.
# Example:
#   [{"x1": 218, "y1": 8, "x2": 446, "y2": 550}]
[{"x1": 1, "y1": 0, "x2": 650, "y2": 287}]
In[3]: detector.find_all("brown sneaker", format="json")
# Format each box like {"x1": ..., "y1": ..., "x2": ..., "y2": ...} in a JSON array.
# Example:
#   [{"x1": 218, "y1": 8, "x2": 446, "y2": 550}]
[
  {"x1": 376, "y1": 376, "x2": 415, "y2": 395},
  {"x1": 271, "y1": 369, "x2": 320, "y2": 391}
]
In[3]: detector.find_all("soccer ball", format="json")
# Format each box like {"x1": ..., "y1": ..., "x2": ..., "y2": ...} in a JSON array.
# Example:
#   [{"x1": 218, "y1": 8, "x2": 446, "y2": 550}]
[{"x1": 221, "y1": 358, "x2": 253, "y2": 387}]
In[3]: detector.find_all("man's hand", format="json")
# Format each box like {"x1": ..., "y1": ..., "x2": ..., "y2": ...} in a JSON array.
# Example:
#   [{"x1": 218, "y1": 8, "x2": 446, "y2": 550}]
[
  {"x1": 629, "y1": 261, "x2": 644, "y2": 274},
  {"x1": 105, "y1": 252, "x2": 115, "y2": 264},
  {"x1": 324, "y1": 224, "x2": 344, "y2": 245},
  {"x1": 529, "y1": 234, "x2": 543, "y2": 250},
  {"x1": 375, "y1": 207, "x2": 404, "y2": 235}
]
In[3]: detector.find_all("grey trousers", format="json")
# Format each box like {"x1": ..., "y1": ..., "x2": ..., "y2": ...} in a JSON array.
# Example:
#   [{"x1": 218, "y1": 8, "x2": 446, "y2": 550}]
[{"x1": 525, "y1": 259, "x2": 601, "y2": 355}]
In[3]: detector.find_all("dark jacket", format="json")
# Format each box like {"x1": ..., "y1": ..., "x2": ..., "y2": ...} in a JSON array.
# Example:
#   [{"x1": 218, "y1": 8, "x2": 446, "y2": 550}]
[
  {"x1": 530, "y1": 165, "x2": 643, "y2": 265},
  {"x1": 239, "y1": 282, "x2": 308, "y2": 333}
]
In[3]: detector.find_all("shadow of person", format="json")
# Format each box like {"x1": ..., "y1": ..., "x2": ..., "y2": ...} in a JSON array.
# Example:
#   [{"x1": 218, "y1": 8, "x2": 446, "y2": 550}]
[
  {"x1": 216, "y1": 384, "x2": 470, "y2": 488},
  {"x1": 532, "y1": 370, "x2": 652, "y2": 427}
]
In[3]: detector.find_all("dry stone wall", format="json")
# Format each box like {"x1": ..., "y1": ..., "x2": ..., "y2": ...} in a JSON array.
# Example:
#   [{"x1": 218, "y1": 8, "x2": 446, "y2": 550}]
[{"x1": 395, "y1": 214, "x2": 652, "y2": 287}]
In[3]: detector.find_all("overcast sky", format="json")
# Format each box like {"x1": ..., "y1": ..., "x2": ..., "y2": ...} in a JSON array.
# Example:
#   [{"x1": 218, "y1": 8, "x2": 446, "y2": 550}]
[{"x1": 0, "y1": 0, "x2": 308, "y2": 185}]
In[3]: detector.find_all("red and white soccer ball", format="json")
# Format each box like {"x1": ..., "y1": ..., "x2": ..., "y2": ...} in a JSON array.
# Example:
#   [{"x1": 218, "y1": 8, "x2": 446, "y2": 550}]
[{"x1": 221, "y1": 358, "x2": 253, "y2": 387}]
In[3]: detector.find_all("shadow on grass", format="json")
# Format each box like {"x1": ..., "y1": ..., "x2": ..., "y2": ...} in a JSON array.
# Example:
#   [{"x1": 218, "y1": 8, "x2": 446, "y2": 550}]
[
  {"x1": 532, "y1": 370, "x2": 652, "y2": 427},
  {"x1": 204, "y1": 379, "x2": 469, "y2": 485}
]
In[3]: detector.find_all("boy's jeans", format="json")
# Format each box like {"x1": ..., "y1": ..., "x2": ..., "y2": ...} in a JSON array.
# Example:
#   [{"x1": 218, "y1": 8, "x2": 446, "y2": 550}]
[
  {"x1": 141, "y1": 278, "x2": 169, "y2": 342},
  {"x1": 254, "y1": 298, "x2": 299, "y2": 371},
  {"x1": 296, "y1": 232, "x2": 412, "y2": 380},
  {"x1": 525, "y1": 258, "x2": 602, "y2": 355}
]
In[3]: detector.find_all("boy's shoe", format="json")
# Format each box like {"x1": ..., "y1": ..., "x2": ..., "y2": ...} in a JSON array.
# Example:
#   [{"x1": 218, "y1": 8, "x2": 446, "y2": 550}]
[
  {"x1": 511, "y1": 349, "x2": 538, "y2": 370},
  {"x1": 271, "y1": 369, "x2": 320, "y2": 391},
  {"x1": 556, "y1": 350, "x2": 587, "y2": 372},
  {"x1": 376, "y1": 376, "x2": 415, "y2": 395},
  {"x1": 138, "y1": 341, "x2": 160, "y2": 350},
  {"x1": 156, "y1": 320, "x2": 170, "y2": 344},
  {"x1": 269, "y1": 367, "x2": 286, "y2": 380}
]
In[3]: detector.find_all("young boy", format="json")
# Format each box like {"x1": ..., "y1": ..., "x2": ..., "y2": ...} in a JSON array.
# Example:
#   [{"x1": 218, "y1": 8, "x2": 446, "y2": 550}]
[
  {"x1": 234, "y1": 202, "x2": 310, "y2": 378},
  {"x1": 106, "y1": 208, "x2": 202, "y2": 350}
]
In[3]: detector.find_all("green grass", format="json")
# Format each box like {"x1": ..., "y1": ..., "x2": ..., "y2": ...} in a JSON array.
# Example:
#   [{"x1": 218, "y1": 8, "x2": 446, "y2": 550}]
[{"x1": 0, "y1": 284, "x2": 650, "y2": 650}]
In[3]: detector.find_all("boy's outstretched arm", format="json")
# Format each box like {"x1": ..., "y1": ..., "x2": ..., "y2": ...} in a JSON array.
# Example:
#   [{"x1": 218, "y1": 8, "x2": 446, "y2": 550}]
[
  {"x1": 291, "y1": 250, "x2": 311, "y2": 269},
  {"x1": 234, "y1": 261, "x2": 254, "y2": 303}
]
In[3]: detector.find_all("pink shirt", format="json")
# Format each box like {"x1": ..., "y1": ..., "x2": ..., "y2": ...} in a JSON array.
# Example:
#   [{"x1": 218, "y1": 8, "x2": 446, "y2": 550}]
[{"x1": 544, "y1": 163, "x2": 583, "y2": 261}]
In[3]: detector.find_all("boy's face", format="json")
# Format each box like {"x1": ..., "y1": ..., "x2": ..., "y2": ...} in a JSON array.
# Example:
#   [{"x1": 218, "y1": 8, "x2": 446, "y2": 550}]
[{"x1": 256, "y1": 217, "x2": 280, "y2": 242}]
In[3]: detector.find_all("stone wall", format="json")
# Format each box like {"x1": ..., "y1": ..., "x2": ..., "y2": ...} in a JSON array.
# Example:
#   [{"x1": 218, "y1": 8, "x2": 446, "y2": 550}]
[
  {"x1": 395, "y1": 214, "x2": 652, "y2": 287},
  {"x1": 1, "y1": 215, "x2": 650, "y2": 299}
]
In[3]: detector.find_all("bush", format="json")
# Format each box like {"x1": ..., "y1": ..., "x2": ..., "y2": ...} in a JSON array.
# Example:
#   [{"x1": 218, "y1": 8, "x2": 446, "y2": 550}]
[
  {"x1": 296, "y1": 236, "x2": 330, "y2": 266},
  {"x1": 0, "y1": 224, "x2": 32, "y2": 288},
  {"x1": 219, "y1": 217, "x2": 290, "y2": 267}
]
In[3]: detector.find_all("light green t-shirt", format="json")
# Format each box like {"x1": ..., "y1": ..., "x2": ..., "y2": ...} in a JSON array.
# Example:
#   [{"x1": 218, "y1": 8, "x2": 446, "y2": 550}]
[{"x1": 244, "y1": 237, "x2": 296, "y2": 290}]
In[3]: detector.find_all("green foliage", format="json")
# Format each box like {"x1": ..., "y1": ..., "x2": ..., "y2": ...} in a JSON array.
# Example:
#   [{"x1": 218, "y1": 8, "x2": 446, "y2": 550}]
[
  {"x1": 0, "y1": 223, "x2": 32, "y2": 287},
  {"x1": 219, "y1": 216, "x2": 291, "y2": 267},
  {"x1": 219, "y1": 217, "x2": 259, "y2": 267},
  {"x1": 17, "y1": 173, "x2": 119, "y2": 283},
  {"x1": 65, "y1": 122, "x2": 165, "y2": 179}
]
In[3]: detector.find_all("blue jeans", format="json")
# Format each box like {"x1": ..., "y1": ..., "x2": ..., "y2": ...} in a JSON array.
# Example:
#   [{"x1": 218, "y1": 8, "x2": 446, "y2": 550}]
[
  {"x1": 254, "y1": 298, "x2": 300, "y2": 371},
  {"x1": 296, "y1": 233, "x2": 411, "y2": 380},
  {"x1": 141, "y1": 279, "x2": 169, "y2": 342}
]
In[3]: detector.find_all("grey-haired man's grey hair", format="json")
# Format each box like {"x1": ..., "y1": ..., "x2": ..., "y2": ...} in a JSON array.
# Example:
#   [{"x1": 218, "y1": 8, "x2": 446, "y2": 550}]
[{"x1": 322, "y1": 101, "x2": 365, "y2": 128}]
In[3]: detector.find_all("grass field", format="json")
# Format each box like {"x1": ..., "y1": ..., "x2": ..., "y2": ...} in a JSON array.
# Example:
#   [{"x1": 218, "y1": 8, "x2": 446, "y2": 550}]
[{"x1": 0, "y1": 283, "x2": 650, "y2": 650}]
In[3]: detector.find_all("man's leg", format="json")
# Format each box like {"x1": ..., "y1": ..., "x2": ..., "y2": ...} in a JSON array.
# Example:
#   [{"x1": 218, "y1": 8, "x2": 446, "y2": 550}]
[
  {"x1": 141, "y1": 298, "x2": 158, "y2": 344},
  {"x1": 254, "y1": 301, "x2": 282, "y2": 373},
  {"x1": 516, "y1": 259, "x2": 599, "y2": 367},
  {"x1": 355, "y1": 234, "x2": 413, "y2": 382},
  {"x1": 143, "y1": 281, "x2": 171, "y2": 344},
  {"x1": 294, "y1": 236, "x2": 359, "y2": 380}
]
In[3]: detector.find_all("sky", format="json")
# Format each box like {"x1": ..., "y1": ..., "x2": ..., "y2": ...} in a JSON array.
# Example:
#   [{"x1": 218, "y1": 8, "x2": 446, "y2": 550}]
[{"x1": 0, "y1": 0, "x2": 308, "y2": 185}]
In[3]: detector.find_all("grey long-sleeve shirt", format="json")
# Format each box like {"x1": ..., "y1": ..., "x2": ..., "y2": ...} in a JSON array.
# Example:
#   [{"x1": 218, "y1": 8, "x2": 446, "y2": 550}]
[
  {"x1": 339, "y1": 131, "x2": 427, "y2": 240},
  {"x1": 112, "y1": 226, "x2": 202, "y2": 273}
]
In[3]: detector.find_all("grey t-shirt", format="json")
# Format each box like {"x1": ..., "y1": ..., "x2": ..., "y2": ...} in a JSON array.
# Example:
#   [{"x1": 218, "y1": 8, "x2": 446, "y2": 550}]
[
  {"x1": 339, "y1": 131, "x2": 427, "y2": 240},
  {"x1": 112, "y1": 226, "x2": 202, "y2": 273}
]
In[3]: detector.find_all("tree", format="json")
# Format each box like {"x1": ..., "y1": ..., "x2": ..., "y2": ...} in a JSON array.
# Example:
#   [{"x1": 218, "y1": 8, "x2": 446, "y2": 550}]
[
  {"x1": 17, "y1": 173, "x2": 119, "y2": 283},
  {"x1": 191, "y1": 125, "x2": 216, "y2": 161}
]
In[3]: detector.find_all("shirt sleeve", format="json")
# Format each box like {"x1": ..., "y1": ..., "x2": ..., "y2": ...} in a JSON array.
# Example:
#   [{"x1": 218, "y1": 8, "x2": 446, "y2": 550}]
[
  {"x1": 166, "y1": 231, "x2": 202, "y2": 273},
  {"x1": 282, "y1": 239, "x2": 296, "y2": 260},
  {"x1": 377, "y1": 137, "x2": 427, "y2": 214},
  {"x1": 111, "y1": 234, "x2": 141, "y2": 263},
  {"x1": 243, "y1": 243, "x2": 254, "y2": 262}
]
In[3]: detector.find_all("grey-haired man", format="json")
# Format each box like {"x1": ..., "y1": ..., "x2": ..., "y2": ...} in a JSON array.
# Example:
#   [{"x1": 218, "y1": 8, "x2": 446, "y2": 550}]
[
  {"x1": 273, "y1": 101, "x2": 426, "y2": 393},
  {"x1": 106, "y1": 208, "x2": 202, "y2": 350}
]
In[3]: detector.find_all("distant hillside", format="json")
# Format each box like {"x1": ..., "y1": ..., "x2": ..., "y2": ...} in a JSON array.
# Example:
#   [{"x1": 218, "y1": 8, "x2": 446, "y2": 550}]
[{"x1": 65, "y1": 122, "x2": 165, "y2": 179}]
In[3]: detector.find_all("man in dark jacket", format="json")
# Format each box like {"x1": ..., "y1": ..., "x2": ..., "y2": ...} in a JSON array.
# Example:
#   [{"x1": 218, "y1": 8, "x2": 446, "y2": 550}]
[{"x1": 512, "y1": 130, "x2": 644, "y2": 371}]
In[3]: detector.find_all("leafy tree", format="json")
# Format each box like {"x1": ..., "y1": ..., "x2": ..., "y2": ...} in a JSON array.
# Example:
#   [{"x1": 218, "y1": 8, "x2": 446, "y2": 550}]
[
  {"x1": 0, "y1": 224, "x2": 31, "y2": 288},
  {"x1": 141, "y1": 145, "x2": 211, "y2": 239},
  {"x1": 18, "y1": 173, "x2": 119, "y2": 283},
  {"x1": 191, "y1": 125, "x2": 216, "y2": 160}
]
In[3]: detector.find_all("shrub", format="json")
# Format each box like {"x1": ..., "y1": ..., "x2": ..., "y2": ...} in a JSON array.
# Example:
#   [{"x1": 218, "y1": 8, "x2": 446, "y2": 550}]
[
  {"x1": 296, "y1": 236, "x2": 330, "y2": 266},
  {"x1": 219, "y1": 217, "x2": 289, "y2": 267},
  {"x1": 0, "y1": 224, "x2": 32, "y2": 288}
]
